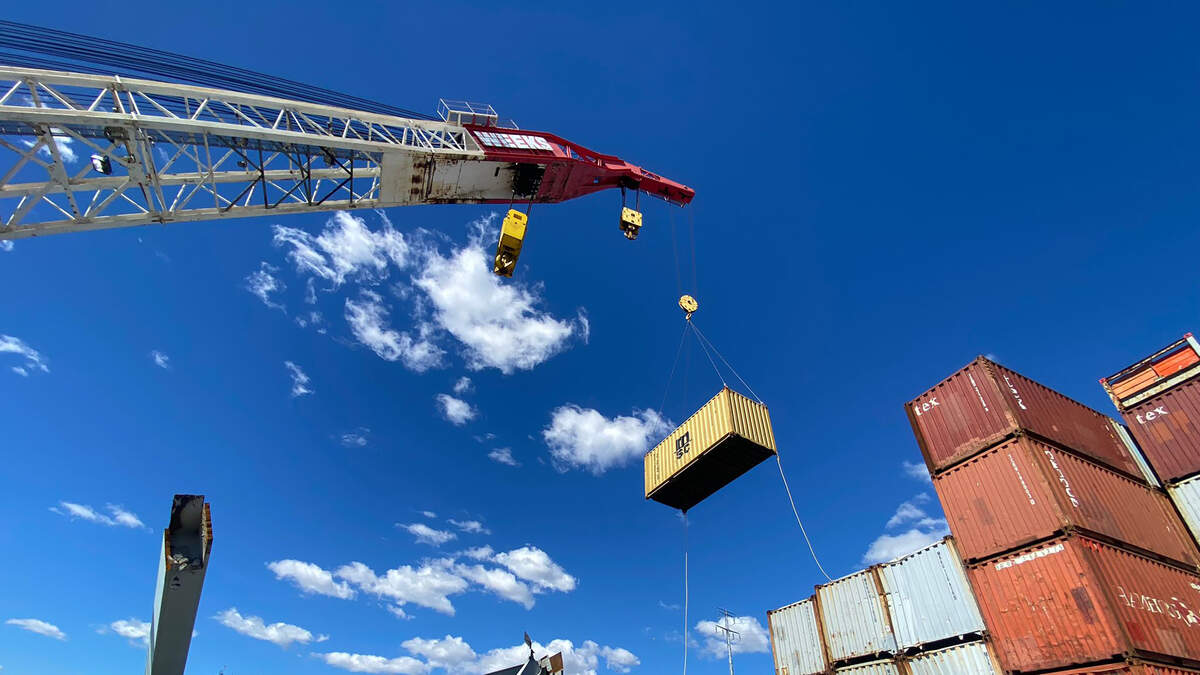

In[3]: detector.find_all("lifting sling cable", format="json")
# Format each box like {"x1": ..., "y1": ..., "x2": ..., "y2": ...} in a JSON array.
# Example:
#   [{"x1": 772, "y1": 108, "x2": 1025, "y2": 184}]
[
  {"x1": 682, "y1": 512, "x2": 690, "y2": 675},
  {"x1": 686, "y1": 320, "x2": 834, "y2": 583}
]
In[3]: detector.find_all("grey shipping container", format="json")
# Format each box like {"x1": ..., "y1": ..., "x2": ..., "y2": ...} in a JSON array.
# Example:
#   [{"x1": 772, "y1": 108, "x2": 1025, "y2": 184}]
[
  {"x1": 768, "y1": 597, "x2": 829, "y2": 675},
  {"x1": 905, "y1": 640, "x2": 1000, "y2": 675},
  {"x1": 876, "y1": 538, "x2": 986, "y2": 650},
  {"x1": 817, "y1": 568, "x2": 897, "y2": 662},
  {"x1": 833, "y1": 660, "x2": 902, "y2": 675}
]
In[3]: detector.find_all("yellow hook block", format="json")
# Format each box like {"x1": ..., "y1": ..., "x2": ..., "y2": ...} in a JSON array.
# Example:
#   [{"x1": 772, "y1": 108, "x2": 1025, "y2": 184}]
[
  {"x1": 679, "y1": 294, "x2": 698, "y2": 320},
  {"x1": 493, "y1": 209, "x2": 527, "y2": 277}
]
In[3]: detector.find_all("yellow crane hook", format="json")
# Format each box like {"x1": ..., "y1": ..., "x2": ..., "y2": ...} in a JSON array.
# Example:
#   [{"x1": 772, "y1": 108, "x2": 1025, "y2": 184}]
[{"x1": 679, "y1": 295, "x2": 698, "y2": 320}]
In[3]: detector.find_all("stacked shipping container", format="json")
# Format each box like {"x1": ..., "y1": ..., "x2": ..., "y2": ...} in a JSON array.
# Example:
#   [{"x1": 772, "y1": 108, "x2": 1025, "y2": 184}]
[
  {"x1": 768, "y1": 539, "x2": 998, "y2": 675},
  {"x1": 907, "y1": 355, "x2": 1200, "y2": 673}
]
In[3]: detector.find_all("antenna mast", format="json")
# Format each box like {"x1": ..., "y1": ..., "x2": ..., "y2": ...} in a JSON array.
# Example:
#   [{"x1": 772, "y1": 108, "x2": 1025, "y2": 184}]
[{"x1": 715, "y1": 608, "x2": 740, "y2": 675}]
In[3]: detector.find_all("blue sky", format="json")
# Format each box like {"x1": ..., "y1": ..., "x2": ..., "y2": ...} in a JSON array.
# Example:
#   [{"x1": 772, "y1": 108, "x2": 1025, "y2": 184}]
[{"x1": 4, "y1": 2, "x2": 1200, "y2": 674}]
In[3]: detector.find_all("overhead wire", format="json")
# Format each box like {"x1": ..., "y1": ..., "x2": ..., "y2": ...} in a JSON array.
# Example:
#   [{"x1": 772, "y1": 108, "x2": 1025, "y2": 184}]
[{"x1": 0, "y1": 21, "x2": 438, "y2": 120}]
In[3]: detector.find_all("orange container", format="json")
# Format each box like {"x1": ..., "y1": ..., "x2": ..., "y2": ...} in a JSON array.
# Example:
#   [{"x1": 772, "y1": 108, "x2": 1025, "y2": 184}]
[
  {"x1": 934, "y1": 436, "x2": 1198, "y2": 567},
  {"x1": 908, "y1": 357, "x2": 1138, "y2": 478},
  {"x1": 969, "y1": 535, "x2": 1200, "y2": 673},
  {"x1": 1044, "y1": 663, "x2": 1200, "y2": 675}
]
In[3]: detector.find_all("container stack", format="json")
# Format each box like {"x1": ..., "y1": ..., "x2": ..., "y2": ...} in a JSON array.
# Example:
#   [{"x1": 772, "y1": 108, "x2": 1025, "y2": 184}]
[
  {"x1": 767, "y1": 538, "x2": 1000, "y2": 674},
  {"x1": 907, "y1": 356, "x2": 1200, "y2": 674},
  {"x1": 1102, "y1": 335, "x2": 1200, "y2": 546}
]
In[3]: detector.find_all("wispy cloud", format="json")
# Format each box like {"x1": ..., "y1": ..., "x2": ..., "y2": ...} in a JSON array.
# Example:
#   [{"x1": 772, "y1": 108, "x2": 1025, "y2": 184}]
[
  {"x1": 345, "y1": 290, "x2": 443, "y2": 372},
  {"x1": 0, "y1": 240, "x2": 13, "y2": 252},
  {"x1": 449, "y1": 519, "x2": 490, "y2": 535},
  {"x1": 453, "y1": 376, "x2": 473, "y2": 395},
  {"x1": 104, "y1": 619, "x2": 150, "y2": 646},
  {"x1": 50, "y1": 501, "x2": 144, "y2": 529},
  {"x1": 6, "y1": 618, "x2": 66, "y2": 641},
  {"x1": 1, "y1": 335, "x2": 49, "y2": 377},
  {"x1": 488, "y1": 447, "x2": 519, "y2": 467},
  {"x1": 339, "y1": 428, "x2": 369, "y2": 447},
  {"x1": 694, "y1": 615, "x2": 769, "y2": 658},
  {"x1": 435, "y1": 393, "x2": 476, "y2": 426},
  {"x1": 245, "y1": 262, "x2": 286, "y2": 312},
  {"x1": 150, "y1": 350, "x2": 170, "y2": 370},
  {"x1": 215, "y1": 608, "x2": 327, "y2": 648},
  {"x1": 902, "y1": 459, "x2": 931, "y2": 483},
  {"x1": 267, "y1": 560, "x2": 354, "y2": 599},
  {"x1": 399, "y1": 522, "x2": 456, "y2": 546},
  {"x1": 862, "y1": 493, "x2": 948, "y2": 564},
  {"x1": 284, "y1": 361, "x2": 313, "y2": 397}
]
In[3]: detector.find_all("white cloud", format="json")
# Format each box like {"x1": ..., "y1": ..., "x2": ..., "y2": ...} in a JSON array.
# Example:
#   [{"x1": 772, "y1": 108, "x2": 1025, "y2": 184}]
[
  {"x1": 488, "y1": 448, "x2": 519, "y2": 467},
  {"x1": 401, "y1": 523, "x2": 457, "y2": 546},
  {"x1": 435, "y1": 394, "x2": 476, "y2": 426},
  {"x1": 215, "y1": 608, "x2": 326, "y2": 648},
  {"x1": 401, "y1": 635, "x2": 476, "y2": 670},
  {"x1": 108, "y1": 618, "x2": 150, "y2": 646},
  {"x1": 543, "y1": 406, "x2": 671, "y2": 475},
  {"x1": 314, "y1": 652, "x2": 428, "y2": 674},
  {"x1": 51, "y1": 501, "x2": 143, "y2": 528},
  {"x1": 319, "y1": 634, "x2": 636, "y2": 675},
  {"x1": 0, "y1": 240, "x2": 13, "y2": 252},
  {"x1": 694, "y1": 615, "x2": 769, "y2": 658},
  {"x1": 150, "y1": 350, "x2": 170, "y2": 370},
  {"x1": 448, "y1": 520, "x2": 489, "y2": 535},
  {"x1": 902, "y1": 460, "x2": 931, "y2": 483},
  {"x1": 246, "y1": 262, "x2": 287, "y2": 311},
  {"x1": 24, "y1": 132, "x2": 77, "y2": 163},
  {"x1": 862, "y1": 493, "x2": 949, "y2": 564},
  {"x1": 0, "y1": 335, "x2": 49, "y2": 376},
  {"x1": 463, "y1": 546, "x2": 494, "y2": 560},
  {"x1": 421, "y1": 510, "x2": 438, "y2": 519},
  {"x1": 284, "y1": 361, "x2": 313, "y2": 397},
  {"x1": 451, "y1": 563, "x2": 534, "y2": 609},
  {"x1": 273, "y1": 211, "x2": 409, "y2": 287},
  {"x1": 267, "y1": 560, "x2": 355, "y2": 599},
  {"x1": 411, "y1": 219, "x2": 579, "y2": 374},
  {"x1": 340, "y1": 429, "x2": 370, "y2": 447},
  {"x1": 346, "y1": 291, "x2": 444, "y2": 371},
  {"x1": 6, "y1": 618, "x2": 66, "y2": 640},
  {"x1": 452, "y1": 377, "x2": 473, "y2": 395},
  {"x1": 335, "y1": 561, "x2": 469, "y2": 616},
  {"x1": 492, "y1": 546, "x2": 577, "y2": 593}
]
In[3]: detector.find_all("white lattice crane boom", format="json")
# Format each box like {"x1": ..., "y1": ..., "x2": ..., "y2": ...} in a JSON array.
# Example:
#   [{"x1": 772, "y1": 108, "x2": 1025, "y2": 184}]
[{"x1": 0, "y1": 66, "x2": 694, "y2": 240}]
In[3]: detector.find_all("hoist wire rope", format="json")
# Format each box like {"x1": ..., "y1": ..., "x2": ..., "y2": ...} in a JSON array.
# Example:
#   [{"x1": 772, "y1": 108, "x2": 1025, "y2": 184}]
[
  {"x1": 682, "y1": 511, "x2": 690, "y2": 675},
  {"x1": 688, "y1": 321, "x2": 763, "y2": 404},
  {"x1": 0, "y1": 21, "x2": 437, "y2": 121},
  {"x1": 777, "y1": 453, "x2": 833, "y2": 582},
  {"x1": 658, "y1": 321, "x2": 691, "y2": 419},
  {"x1": 669, "y1": 208, "x2": 684, "y2": 297}
]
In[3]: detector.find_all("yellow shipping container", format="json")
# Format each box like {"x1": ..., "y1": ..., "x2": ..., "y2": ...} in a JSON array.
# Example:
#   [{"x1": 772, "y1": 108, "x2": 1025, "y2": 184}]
[{"x1": 644, "y1": 387, "x2": 777, "y2": 511}]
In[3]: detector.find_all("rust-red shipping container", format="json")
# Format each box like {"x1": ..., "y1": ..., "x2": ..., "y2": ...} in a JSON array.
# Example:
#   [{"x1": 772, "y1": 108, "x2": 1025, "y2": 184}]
[
  {"x1": 907, "y1": 357, "x2": 1139, "y2": 477},
  {"x1": 1122, "y1": 377, "x2": 1200, "y2": 484},
  {"x1": 1043, "y1": 662, "x2": 1200, "y2": 675},
  {"x1": 968, "y1": 535, "x2": 1200, "y2": 673},
  {"x1": 933, "y1": 435, "x2": 1199, "y2": 566}
]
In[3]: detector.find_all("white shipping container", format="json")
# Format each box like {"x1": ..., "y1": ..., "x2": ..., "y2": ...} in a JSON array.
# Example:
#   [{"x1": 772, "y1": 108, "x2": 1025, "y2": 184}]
[
  {"x1": 1168, "y1": 473, "x2": 1200, "y2": 545},
  {"x1": 817, "y1": 568, "x2": 897, "y2": 662},
  {"x1": 833, "y1": 659, "x2": 901, "y2": 675},
  {"x1": 768, "y1": 598, "x2": 828, "y2": 675},
  {"x1": 876, "y1": 538, "x2": 985, "y2": 650},
  {"x1": 906, "y1": 640, "x2": 999, "y2": 675}
]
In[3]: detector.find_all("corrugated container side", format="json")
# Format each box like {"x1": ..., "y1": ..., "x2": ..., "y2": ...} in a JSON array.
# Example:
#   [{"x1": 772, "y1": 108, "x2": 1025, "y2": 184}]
[
  {"x1": 1114, "y1": 420, "x2": 1163, "y2": 487},
  {"x1": 1123, "y1": 377, "x2": 1200, "y2": 484},
  {"x1": 906, "y1": 358, "x2": 1014, "y2": 472},
  {"x1": 932, "y1": 436, "x2": 1198, "y2": 566},
  {"x1": 1102, "y1": 333, "x2": 1200, "y2": 411},
  {"x1": 968, "y1": 535, "x2": 1200, "y2": 673},
  {"x1": 987, "y1": 361, "x2": 1140, "y2": 479},
  {"x1": 768, "y1": 598, "x2": 828, "y2": 675},
  {"x1": 833, "y1": 660, "x2": 902, "y2": 675},
  {"x1": 1046, "y1": 664, "x2": 1200, "y2": 675},
  {"x1": 729, "y1": 391, "x2": 778, "y2": 452},
  {"x1": 876, "y1": 538, "x2": 985, "y2": 650},
  {"x1": 905, "y1": 641, "x2": 999, "y2": 675},
  {"x1": 817, "y1": 568, "x2": 897, "y2": 662},
  {"x1": 644, "y1": 388, "x2": 732, "y2": 497},
  {"x1": 1169, "y1": 474, "x2": 1200, "y2": 549},
  {"x1": 908, "y1": 357, "x2": 1138, "y2": 477}
]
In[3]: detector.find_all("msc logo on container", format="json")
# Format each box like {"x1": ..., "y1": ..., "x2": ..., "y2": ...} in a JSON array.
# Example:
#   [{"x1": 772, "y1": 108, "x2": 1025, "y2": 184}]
[{"x1": 675, "y1": 432, "x2": 692, "y2": 459}]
